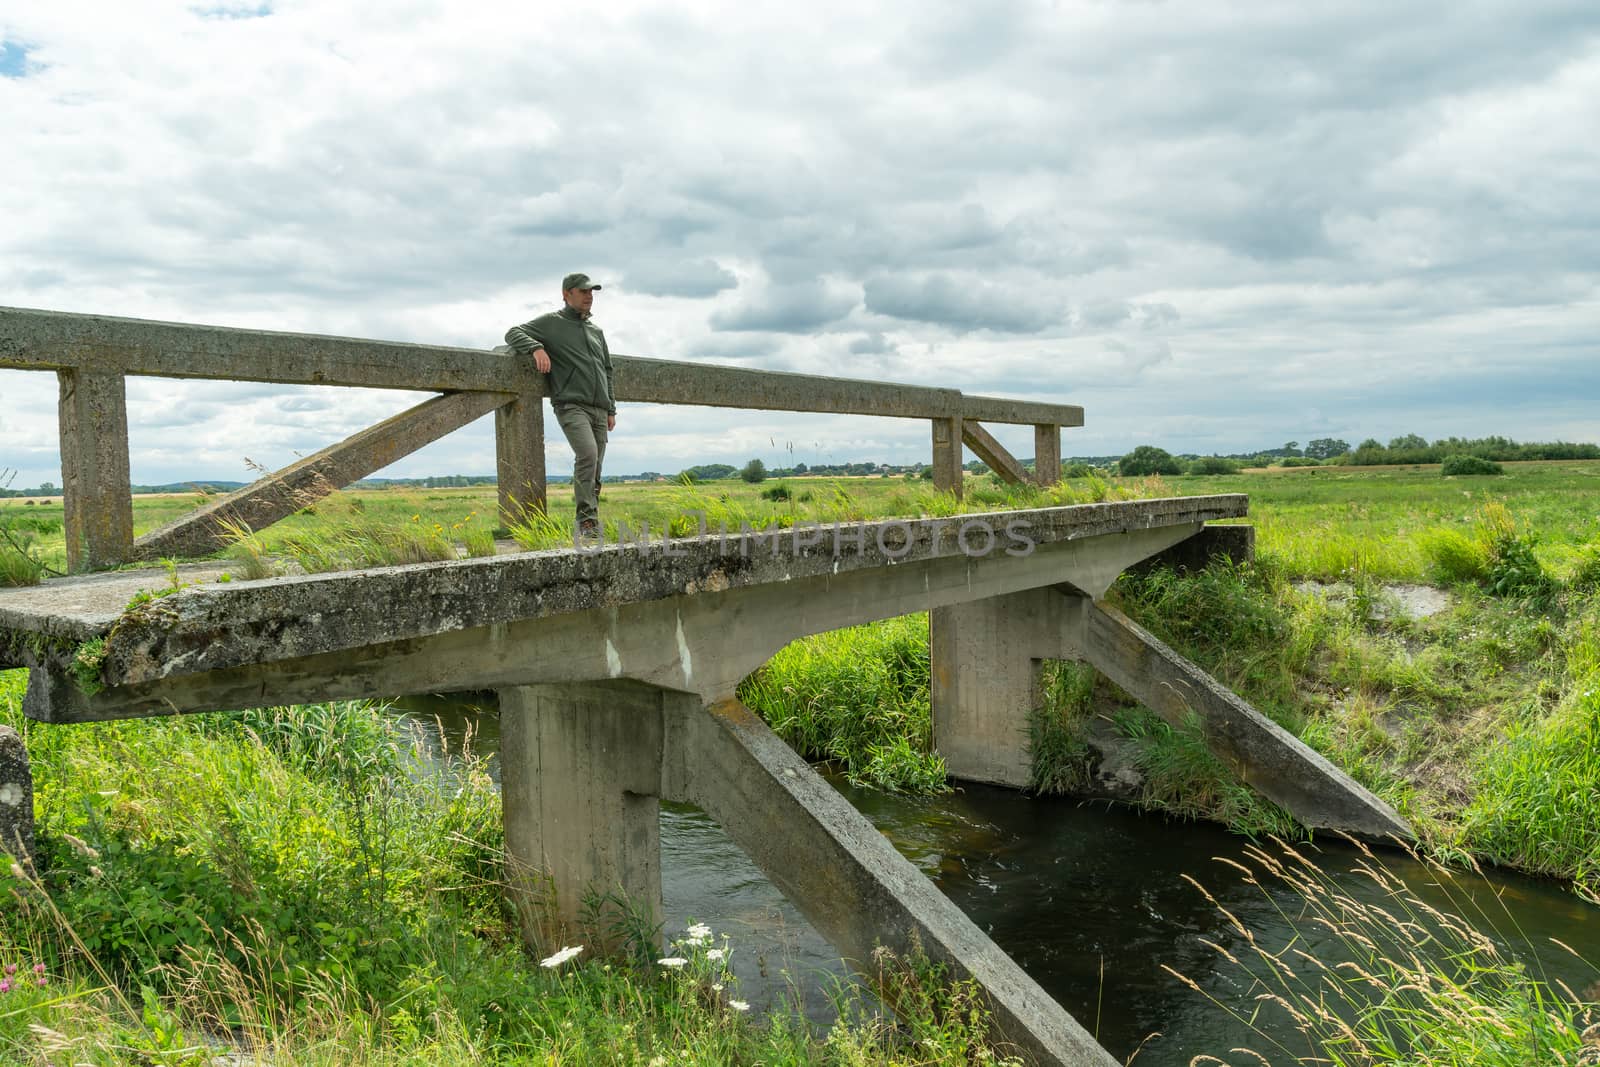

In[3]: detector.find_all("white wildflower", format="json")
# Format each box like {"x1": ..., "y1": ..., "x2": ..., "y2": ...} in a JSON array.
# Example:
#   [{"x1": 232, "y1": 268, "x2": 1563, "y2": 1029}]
[
  {"x1": 539, "y1": 945, "x2": 584, "y2": 968},
  {"x1": 706, "y1": 948, "x2": 726, "y2": 961},
  {"x1": 729, "y1": 999, "x2": 750, "y2": 1012},
  {"x1": 658, "y1": 956, "x2": 688, "y2": 968}
]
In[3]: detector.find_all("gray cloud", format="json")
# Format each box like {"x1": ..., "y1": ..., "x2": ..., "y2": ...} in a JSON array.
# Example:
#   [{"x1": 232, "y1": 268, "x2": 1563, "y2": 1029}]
[
  {"x1": 863, "y1": 274, "x2": 1063, "y2": 334},
  {"x1": 709, "y1": 281, "x2": 857, "y2": 333},
  {"x1": 620, "y1": 258, "x2": 737, "y2": 299},
  {"x1": 0, "y1": 1, "x2": 1596, "y2": 489}
]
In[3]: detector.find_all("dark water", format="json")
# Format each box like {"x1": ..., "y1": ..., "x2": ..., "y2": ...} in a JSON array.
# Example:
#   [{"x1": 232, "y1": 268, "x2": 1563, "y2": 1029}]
[{"x1": 394, "y1": 694, "x2": 1600, "y2": 1066}]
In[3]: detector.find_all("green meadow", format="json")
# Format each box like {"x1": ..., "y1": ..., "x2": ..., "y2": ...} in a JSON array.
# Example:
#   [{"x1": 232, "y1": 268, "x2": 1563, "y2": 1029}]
[{"x1": 3, "y1": 459, "x2": 1600, "y2": 1063}]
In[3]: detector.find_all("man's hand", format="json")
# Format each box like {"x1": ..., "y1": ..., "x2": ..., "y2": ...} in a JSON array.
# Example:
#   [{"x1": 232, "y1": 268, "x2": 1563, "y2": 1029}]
[
  {"x1": 607, "y1": 413, "x2": 617, "y2": 431},
  {"x1": 531, "y1": 347, "x2": 551, "y2": 373}
]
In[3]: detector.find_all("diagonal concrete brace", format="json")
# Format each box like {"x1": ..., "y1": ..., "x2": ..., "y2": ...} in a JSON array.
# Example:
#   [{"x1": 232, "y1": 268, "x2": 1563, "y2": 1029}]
[
  {"x1": 1069, "y1": 596, "x2": 1413, "y2": 841},
  {"x1": 661, "y1": 694, "x2": 1117, "y2": 1067}
]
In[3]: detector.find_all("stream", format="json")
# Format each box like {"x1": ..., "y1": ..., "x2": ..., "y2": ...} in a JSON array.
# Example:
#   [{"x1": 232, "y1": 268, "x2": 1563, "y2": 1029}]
[{"x1": 394, "y1": 692, "x2": 1600, "y2": 1066}]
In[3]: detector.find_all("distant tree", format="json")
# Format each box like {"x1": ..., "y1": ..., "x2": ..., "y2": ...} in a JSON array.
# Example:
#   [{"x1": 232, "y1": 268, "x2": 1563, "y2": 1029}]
[
  {"x1": 1117, "y1": 445, "x2": 1183, "y2": 477},
  {"x1": 1358, "y1": 438, "x2": 1382, "y2": 451},
  {"x1": 793, "y1": 462, "x2": 808, "y2": 474},
  {"x1": 740, "y1": 458, "x2": 767, "y2": 483},
  {"x1": 1305, "y1": 438, "x2": 1350, "y2": 460},
  {"x1": 38, "y1": 481, "x2": 55, "y2": 494},
  {"x1": 1389, "y1": 434, "x2": 1428, "y2": 451},
  {"x1": 1283, "y1": 441, "x2": 1302, "y2": 456}
]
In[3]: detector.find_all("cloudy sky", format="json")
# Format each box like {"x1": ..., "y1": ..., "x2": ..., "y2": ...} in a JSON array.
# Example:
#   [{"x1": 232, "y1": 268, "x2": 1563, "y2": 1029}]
[{"x1": 2, "y1": 0, "x2": 1597, "y2": 488}]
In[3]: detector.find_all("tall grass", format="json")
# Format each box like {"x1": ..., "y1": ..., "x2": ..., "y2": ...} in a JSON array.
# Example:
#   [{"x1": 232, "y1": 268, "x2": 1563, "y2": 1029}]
[
  {"x1": 739, "y1": 615, "x2": 949, "y2": 793},
  {"x1": 0, "y1": 668, "x2": 1017, "y2": 1066},
  {"x1": 1171, "y1": 838, "x2": 1596, "y2": 1066}
]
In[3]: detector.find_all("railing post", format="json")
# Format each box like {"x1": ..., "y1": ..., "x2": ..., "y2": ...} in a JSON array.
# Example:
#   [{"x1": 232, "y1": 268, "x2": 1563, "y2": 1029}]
[
  {"x1": 1033, "y1": 423, "x2": 1061, "y2": 486},
  {"x1": 931, "y1": 416, "x2": 963, "y2": 499},
  {"x1": 57, "y1": 368, "x2": 133, "y2": 572},
  {"x1": 496, "y1": 392, "x2": 546, "y2": 526}
]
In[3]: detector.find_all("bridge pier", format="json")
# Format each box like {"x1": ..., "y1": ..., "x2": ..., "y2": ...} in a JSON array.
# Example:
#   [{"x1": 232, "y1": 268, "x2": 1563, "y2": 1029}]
[
  {"x1": 499, "y1": 682, "x2": 664, "y2": 953},
  {"x1": 496, "y1": 677, "x2": 1116, "y2": 1066},
  {"x1": 929, "y1": 589, "x2": 1071, "y2": 788}
]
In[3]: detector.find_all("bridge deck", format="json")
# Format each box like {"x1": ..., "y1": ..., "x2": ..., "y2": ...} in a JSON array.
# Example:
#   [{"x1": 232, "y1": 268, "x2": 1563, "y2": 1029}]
[{"x1": 1, "y1": 496, "x2": 1246, "y2": 720}]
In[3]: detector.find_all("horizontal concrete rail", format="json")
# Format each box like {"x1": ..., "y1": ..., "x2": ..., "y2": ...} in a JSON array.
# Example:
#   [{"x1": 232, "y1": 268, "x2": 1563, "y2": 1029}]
[{"x1": 1, "y1": 305, "x2": 1083, "y2": 426}]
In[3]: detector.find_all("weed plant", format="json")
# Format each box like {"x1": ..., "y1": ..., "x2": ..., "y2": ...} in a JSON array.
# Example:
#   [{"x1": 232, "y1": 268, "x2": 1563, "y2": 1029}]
[
  {"x1": 0, "y1": 667, "x2": 1019, "y2": 1065},
  {"x1": 738, "y1": 615, "x2": 949, "y2": 793},
  {"x1": 1171, "y1": 838, "x2": 1597, "y2": 1066}
]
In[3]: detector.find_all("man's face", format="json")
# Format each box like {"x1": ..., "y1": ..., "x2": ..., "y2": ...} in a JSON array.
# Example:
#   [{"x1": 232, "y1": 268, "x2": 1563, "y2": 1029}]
[{"x1": 564, "y1": 287, "x2": 595, "y2": 316}]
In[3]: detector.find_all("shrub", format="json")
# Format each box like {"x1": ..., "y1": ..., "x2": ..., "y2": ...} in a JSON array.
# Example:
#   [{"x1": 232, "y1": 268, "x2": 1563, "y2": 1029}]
[
  {"x1": 739, "y1": 459, "x2": 767, "y2": 484},
  {"x1": 1441, "y1": 454, "x2": 1504, "y2": 476},
  {"x1": 1117, "y1": 445, "x2": 1182, "y2": 477},
  {"x1": 1277, "y1": 456, "x2": 1322, "y2": 467},
  {"x1": 1063, "y1": 462, "x2": 1099, "y2": 478},
  {"x1": 761, "y1": 483, "x2": 792, "y2": 502},
  {"x1": 1419, "y1": 528, "x2": 1489, "y2": 584},
  {"x1": 1185, "y1": 456, "x2": 1240, "y2": 475}
]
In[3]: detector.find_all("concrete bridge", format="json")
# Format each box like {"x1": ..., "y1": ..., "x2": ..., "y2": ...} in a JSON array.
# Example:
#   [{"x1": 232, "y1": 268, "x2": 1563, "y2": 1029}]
[{"x1": 0, "y1": 307, "x2": 1410, "y2": 1066}]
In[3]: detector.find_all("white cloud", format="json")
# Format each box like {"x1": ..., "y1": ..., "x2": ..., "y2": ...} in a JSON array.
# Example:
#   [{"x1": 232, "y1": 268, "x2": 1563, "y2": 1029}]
[{"x1": 2, "y1": 0, "x2": 1598, "y2": 489}]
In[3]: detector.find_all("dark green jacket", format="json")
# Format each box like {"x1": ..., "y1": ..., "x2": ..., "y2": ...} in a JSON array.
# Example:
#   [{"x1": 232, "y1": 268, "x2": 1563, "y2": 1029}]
[{"x1": 505, "y1": 306, "x2": 616, "y2": 414}]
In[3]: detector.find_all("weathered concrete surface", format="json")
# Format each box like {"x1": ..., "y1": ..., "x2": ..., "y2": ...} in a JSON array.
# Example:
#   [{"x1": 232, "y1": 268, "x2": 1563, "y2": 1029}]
[
  {"x1": 500, "y1": 682, "x2": 664, "y2": 951},
  {"x1": 660, "y1": 694, "x2": 1117, "y2": 1067},
  {"x1": 0, "y1": 726, "x2": 34, "y2": 867},
  {"x1": 495, "y1": 389, "x2": 547, "y2": 523},
  {"x1": 961, "y1": 421, "x2": 1030, "y2": 486},
  {"x1": 930, "y1": 520, "x2": 1208, "y2": 787},
  {"x1": 931, "y1": 591, "x2": 1060, "y2": 788},
  {"x1": 1128, "y1": 523, "x2": 1255, "y2": 577},
  {"x1": 0, "y1": 497, "x2": 1247, "y2": 717},
  {"x1": 16, "y1": 512, "x2": 1222, "y2": 724},
  {"x1": 932, "y1": 417, "x2": 965, "y2": 498},
  {"x1": 3, "y1": 306, "x2": 1083, "y2": 426},
  {"x1": 1033, "y1": 424, "x2": 1062, "y2": 486},
  {"x1": 134, "y1": 391, "x2": 507, "y2": 560},
  {"x1": 1070, "y1": 598, "x2": 1412, "y2": 840},
  {"x1": 58, "y1": 367, "x2": 133, "y2": 572}
]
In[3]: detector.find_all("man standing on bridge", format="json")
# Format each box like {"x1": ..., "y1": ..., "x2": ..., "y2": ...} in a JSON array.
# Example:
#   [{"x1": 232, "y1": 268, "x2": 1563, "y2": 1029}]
[{"x1": 505, "y1": 273, "x2": 617, "y2": 539}]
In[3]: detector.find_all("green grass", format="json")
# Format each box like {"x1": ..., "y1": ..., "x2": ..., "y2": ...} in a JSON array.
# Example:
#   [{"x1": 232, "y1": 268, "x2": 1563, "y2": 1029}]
[
  {"x1": 1171, "y1": 838, "x2": 1597, "y2": 1067},
  {"x1": 0, "y1": 668, "x2": 1021, "y2": 1066}
]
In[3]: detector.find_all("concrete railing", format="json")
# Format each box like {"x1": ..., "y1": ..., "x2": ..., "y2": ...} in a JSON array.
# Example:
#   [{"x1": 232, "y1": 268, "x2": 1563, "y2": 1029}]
[{"x1": 0, "y1": 305, "x2": 1084, "y2": 572}]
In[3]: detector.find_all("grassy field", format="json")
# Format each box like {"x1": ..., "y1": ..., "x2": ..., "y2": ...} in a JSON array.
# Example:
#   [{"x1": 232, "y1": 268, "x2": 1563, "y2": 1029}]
[{"x1": 4, "y1": 460, "x2": 1600, "y2": 1063}]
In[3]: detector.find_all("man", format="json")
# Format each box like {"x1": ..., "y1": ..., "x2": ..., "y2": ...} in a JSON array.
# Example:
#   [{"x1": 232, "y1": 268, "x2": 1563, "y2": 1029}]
[{"x1": 505, "y1": 272, "x2": 617, "y2": 538}]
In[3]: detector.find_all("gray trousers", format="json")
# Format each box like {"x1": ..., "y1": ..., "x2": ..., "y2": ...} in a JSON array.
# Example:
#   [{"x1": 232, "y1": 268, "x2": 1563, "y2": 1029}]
[{"x1": 554, "y1": 402, "x2": 609, "y2": 526}]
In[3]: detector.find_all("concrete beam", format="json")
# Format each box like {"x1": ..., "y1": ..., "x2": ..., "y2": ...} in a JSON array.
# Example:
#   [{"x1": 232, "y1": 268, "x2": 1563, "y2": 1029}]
[
  {"x1": 58, "y1": 368, "x2": 133, "y2": 572},
  {"x1": 1033, "y1": 425, "x2": 1062, "y2": 487},
  {"x1": 963, "y1": 396, "x2": 1085, "y2": 428},
  {"x1": 660, "y1": 695, "x2": 1116, "y2": 1067},
  {"x1": 1070, "y1": 598, "x2": 1412, "y2": 840},
  {"x1": 133, "y1": 391, "x2": 506, "y2": 560},
  {"x1": 4, "y1": 306, "x2": 527, "y2": 395},
  {"x1": 3, "y1": 306, "x2": 1085, "y2": 427},
  {"x1": 961, "y1": 422, "x2": 1030, "y2": 486},
  {"x1": 931, "y1": 417, "x2": 964, "y2": 499},
  {"x1": 15, "y1": 512, "x2": 1232, "y2": 722},
  {"x1": 1128, "y1": 524, "x2": 1255, "y2": 577},
  {"x1": 496, "y1": 391, "x2": 547, "y2": 522},
  {"x1": 500, "y1": 682, "x2": 664, "y2": 952},
  {"x1": 53, "y1": 500, "x2": 1238, "y2": 692}
]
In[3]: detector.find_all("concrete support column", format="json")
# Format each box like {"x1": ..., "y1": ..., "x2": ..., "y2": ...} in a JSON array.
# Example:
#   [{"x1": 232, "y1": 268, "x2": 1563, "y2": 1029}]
[
  {"x1": 930, "y1": 588, "x2": 1073, "y2": 788},
  {"x1": 499, "y1": 681, "x2": 663, "y2": 953},
  {"x1": 931, "y1": 415, "x2": 963, "y2": 499},
  {"x1": 1033, "y1": 423, "x2": 1061, "y2": 486},
  {"x1": 0, "y1": 726, "x2": 34, "y2": 868},
  {"x1": 58, "y1": 367, "x2": 133, "y2": 573},
  {"x1": 496, "y1": 392, "x2": 546, "y2": 525}
]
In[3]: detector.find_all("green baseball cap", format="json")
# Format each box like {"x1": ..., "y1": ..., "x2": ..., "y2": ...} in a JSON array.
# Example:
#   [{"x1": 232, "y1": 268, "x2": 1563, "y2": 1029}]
[{"x1": 562, "y1": 272, "x2": 602, "y2": 292}]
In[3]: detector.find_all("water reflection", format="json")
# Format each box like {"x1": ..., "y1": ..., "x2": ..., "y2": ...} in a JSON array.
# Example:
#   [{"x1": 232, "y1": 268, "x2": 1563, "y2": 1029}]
[{"x1": 393, "y1": 693, "x2": 1600, "y2": 1065}]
